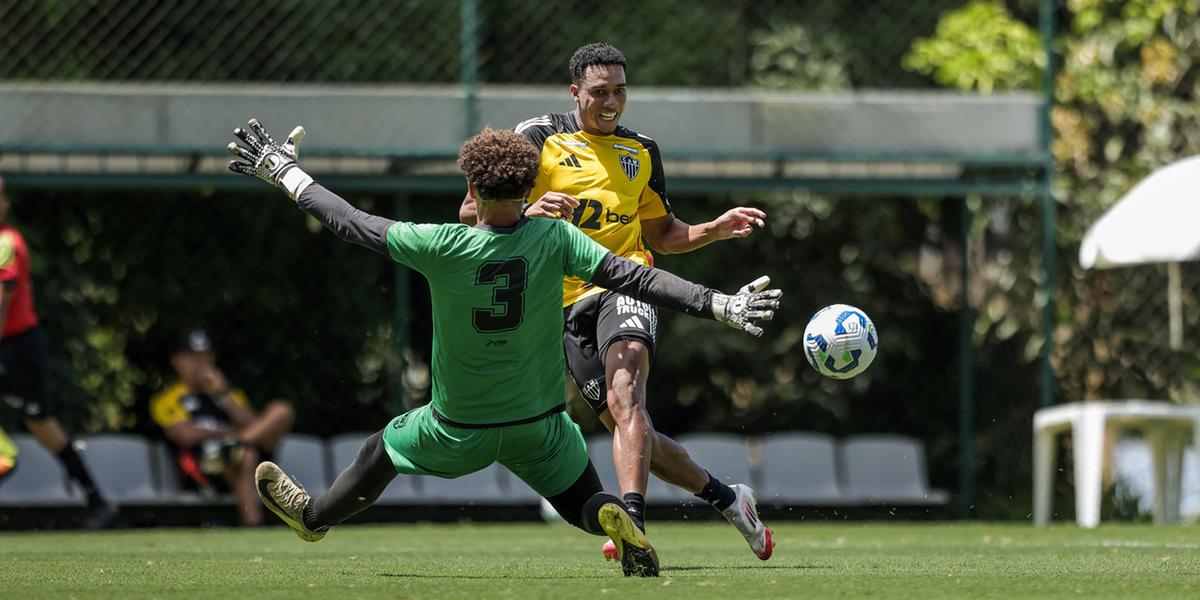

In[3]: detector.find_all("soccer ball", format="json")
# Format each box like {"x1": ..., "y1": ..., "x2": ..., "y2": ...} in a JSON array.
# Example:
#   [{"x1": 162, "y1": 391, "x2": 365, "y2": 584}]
[{"x1": 803, "y1": 304, "x2": 878, "y2": 379}]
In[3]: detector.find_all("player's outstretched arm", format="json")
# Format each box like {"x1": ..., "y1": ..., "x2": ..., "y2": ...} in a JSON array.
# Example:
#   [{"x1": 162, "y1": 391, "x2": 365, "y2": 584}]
[
  {"x1": 588, "y1": 255, "x2": 781, "y2": 337},
  {"x1": 227, "y1": 119, "x2": 396, "y2": 255},
  {"x1": 640, "y1": 207, "x2": 767, "y2": 255}
]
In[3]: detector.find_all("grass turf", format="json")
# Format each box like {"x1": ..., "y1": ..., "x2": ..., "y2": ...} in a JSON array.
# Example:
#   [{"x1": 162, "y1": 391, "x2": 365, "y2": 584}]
[{"x1": 2, "y1": 521, "x2": 1199, "y2": 599}]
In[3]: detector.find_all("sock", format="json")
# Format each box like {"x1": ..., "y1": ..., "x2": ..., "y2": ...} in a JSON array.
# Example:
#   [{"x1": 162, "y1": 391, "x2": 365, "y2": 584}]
[
  {"x1": 697, "y1": 471, "x2": 736, "y2": 511},
  {"x1": 57, "y1": 441, "x2": 104, "y2": 506},
  {"x1": 579, "y1": 491, "x2": 622, "y2": 536},
  {"x1": 309, "y1": 430, "x2": 395, "y2": 528},
  {"x1": 302, "y1": 498, "x2": 326, "y2": 531},
  {"x1": 622, "y1": 492, "x2": 646, "y2": 532}
]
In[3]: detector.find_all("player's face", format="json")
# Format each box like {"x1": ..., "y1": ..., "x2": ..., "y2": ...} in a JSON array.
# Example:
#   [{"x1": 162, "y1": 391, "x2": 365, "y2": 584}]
[
  {"x1": 171, "y1": 350, "x2": 215, "y2": 388},
  {"x1": 571, "y1": 64, "x2": 627, "y2": 136}
]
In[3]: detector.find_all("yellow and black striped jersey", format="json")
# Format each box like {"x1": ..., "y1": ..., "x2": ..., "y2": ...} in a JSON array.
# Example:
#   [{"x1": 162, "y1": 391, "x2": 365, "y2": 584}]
[
  {"x1": 516, "y1": 111, "x2": 672, "y2": 307},
  {"x1": 150, "y1": 381, "x2": 250, "y2": 430}
]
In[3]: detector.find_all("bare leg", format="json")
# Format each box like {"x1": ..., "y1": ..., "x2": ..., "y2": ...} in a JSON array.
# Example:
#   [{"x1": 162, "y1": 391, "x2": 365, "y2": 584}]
[
  {"x1": 238, "y1": 401, "x2": 294, "y2": 450},
  {"x1": 599, "y1": 411, "x2": 708, "y2": 494},
  {"x1": 24, "y1": 417, "x2": 68, "y2": 453},
  {"x1": 227, "y1": 446, "x2": 263, "y2": 526},
  {"x1": 604, "y1": 340, "x2": 652, "y2": 499}
]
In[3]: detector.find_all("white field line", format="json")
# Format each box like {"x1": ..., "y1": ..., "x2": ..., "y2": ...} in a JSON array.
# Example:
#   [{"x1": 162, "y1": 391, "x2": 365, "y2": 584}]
[{"x1": 789, "y1": 540, "x2": 1200, "y2": 550}]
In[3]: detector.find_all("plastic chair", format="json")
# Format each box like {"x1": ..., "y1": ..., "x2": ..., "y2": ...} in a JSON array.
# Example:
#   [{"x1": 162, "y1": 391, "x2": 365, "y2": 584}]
[
  {"x1": 77, "y1": 434, "x2": 157, "y2": 502},
  {"x1": 0, "y1": 434, "x2": 77, "y2": 505},
  {"x1": 276, "y1": 434, "x2": 330, "y2": 496},
  {"x1": 840, "y1": 434, "x2": 947, "y2": 505},
  {"x1": 760, "y1": 432, "x2": 844, "y2": 504}
]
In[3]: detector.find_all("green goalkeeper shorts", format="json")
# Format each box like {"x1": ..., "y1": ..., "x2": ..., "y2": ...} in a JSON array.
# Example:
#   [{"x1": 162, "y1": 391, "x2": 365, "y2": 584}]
[{"x1": 381, "y1": 403, "x2": 589, "y2": 498}]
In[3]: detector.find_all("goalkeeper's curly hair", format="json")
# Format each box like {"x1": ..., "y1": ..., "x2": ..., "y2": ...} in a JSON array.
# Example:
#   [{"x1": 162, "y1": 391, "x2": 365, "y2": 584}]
[
  {"x1": 569, "y1": 42, "x2": 626, "y2": 84},
  {"x1": 458, "y1": 127, "x2": 540, "y2": 202}
]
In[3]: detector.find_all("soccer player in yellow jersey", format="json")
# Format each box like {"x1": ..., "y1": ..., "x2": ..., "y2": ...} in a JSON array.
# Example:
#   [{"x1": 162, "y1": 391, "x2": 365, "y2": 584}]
[{"x1": 460, "y1": 43, "x2": 773, "y2": 560}]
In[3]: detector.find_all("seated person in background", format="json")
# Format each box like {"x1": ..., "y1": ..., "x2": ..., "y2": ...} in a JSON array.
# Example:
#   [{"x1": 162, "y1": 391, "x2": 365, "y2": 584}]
[{"x1": 150, "y1": 330, "x2": 294, "y2": 526}]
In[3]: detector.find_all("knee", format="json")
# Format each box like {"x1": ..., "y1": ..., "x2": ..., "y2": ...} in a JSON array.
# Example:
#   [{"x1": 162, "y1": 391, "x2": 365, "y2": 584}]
[
  {"x1": 266, "y1": 400, "x2": 295, "y2": 422},
  {"x1": 239, "y1": 445, "x2": 260, "y2": 470},
  {"x1": 605, "y1": 343, "x2": 650, "y2": 418}
]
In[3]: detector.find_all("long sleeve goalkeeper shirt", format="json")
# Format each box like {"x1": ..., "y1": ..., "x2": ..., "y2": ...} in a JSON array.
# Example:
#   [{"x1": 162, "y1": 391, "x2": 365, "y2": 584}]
[{"x1": 295, "y1": 183, "x2": 714, "y2": 319}]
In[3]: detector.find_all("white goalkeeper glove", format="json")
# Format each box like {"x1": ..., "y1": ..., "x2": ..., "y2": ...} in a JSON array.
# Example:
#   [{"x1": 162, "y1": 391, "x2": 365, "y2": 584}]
[
  {"x1": 710, "y1": 275, "x2": 782, "y2": 337},
  {"x1": 227, "y1": 118, "x2": 313, "y2": 200}
]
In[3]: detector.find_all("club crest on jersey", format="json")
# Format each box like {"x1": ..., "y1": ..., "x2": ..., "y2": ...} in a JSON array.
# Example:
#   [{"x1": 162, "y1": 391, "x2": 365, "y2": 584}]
[
  {"x1": 619, "y1": 154, "x2": 640, "y2": 181},
  {"x1": 581, "y1": 378, "x2": 602, "y2": 403}
]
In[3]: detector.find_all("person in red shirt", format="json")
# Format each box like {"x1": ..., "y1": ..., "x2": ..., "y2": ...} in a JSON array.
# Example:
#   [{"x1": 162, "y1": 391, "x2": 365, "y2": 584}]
[{"x1": 0, "y1": 176, "x2": 116, "y2": 529}]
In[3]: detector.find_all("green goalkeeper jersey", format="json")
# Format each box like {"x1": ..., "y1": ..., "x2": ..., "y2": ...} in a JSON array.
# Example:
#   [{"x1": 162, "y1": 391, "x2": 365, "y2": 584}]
[{"x1": 386, "y1": 217, "x2": 610, "y2": 425}]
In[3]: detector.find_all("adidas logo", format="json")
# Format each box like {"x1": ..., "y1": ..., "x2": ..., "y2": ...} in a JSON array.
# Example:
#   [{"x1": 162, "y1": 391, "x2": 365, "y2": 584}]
[
  {"x1": 620, "y1": 316, "x2": 646, "y2": 331},
  {"x1": 558, "y1": 154, "x2": 582, "y2": 168}
]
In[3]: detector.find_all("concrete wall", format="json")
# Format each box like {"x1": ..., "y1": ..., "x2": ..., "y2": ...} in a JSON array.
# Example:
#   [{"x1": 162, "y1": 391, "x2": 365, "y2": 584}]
[{"x1": 0, "y1": 83, "x2": 1042, "y2": 161}]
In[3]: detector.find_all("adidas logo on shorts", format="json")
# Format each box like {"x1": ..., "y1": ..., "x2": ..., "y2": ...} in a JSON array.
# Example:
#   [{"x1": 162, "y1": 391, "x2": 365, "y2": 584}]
[{"x1": 620, "y1": 316, "x2": 647, "y2": 331}]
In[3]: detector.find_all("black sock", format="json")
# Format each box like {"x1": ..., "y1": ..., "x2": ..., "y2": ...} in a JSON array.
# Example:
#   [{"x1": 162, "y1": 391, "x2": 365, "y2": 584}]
[
  {"x1": 310, "y1": 430, "x2": 396, "y2": 529},
  {"x1": 697, "y1": 472, "x2": 736, "y2": 511},
  {"x1": 57, "y1": 441, "x2": 104, "y2": 506},
  {"x1": 302, "y1": 499, "x2": 325, "y2": 531},
  {"x1": 622, "y1": 492, "x2": 646, "y2": 532}
]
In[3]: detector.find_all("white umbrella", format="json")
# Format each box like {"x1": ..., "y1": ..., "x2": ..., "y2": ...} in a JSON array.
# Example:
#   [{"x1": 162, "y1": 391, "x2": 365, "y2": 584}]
[{"x1": 1080, "y1": 155, "x2": 1200, "y2": 349}]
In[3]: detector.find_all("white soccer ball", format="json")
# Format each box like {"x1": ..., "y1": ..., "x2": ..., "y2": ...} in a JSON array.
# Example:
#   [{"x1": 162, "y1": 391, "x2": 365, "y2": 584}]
[{"x1": 803, "y1": 304, "x2": 878, "y2": 379}]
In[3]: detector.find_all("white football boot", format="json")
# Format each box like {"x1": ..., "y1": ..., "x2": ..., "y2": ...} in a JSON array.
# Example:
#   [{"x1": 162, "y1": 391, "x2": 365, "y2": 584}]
[
  {"x1": 255, "y1": 461, "x2": 327, "y2": 542},
  {"x1": 722, "y1": 483, "x2": 774, "y2": 560}
]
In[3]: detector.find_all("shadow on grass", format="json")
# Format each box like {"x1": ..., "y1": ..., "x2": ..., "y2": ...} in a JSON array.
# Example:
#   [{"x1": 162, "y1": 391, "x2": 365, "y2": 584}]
[
  {"x1": 664, "y1": 564, "x2": 829, "y2": 571},
  {"x1": 375, "y1": 564, "x2": 826, "y2": 579},
  {"x1": 377, "y1": 573, "x2": 610, "y2": 580}
]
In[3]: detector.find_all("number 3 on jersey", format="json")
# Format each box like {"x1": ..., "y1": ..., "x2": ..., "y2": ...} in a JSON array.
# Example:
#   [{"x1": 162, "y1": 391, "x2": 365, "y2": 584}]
[{"x1": 473, "y1": 258, "x2": 528, "y2": 332}]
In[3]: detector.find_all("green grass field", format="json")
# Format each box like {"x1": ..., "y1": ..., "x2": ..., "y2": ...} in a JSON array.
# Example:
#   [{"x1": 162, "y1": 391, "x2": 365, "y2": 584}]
[{"x1": 3, "y1": 521, "x2": 1199, "y2": 599}]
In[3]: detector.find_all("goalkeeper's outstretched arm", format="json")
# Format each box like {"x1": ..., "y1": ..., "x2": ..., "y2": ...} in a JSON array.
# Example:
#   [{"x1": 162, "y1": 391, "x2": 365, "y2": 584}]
[
  {"x1": 226, "y1": 118, "x2": 394, "y2": 255},
  {"x1": 588, "y1": 255, "x2": 782, "y2": 338},
  {"x1": 295, "y1": 184, "x2": 395, "y2": 255}
]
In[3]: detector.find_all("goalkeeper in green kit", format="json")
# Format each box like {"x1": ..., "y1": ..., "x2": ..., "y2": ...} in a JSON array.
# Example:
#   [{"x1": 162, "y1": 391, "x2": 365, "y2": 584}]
[{"x1": 227, "y1": 120, "x2": 781, "y2": 577}]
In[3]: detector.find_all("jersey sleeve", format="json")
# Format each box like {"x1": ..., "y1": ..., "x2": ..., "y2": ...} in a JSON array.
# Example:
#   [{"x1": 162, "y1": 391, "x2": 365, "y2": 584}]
[
  {"x1": 0, "y1": 230, "x2": 22, "y2": 283},
  {"x1": 385, "y1": 222, "x2": 442, "y2": 273},
  {"x1": 228, "y1": 389, "x2": 250, "y2": 409},
  {"x1": 150, "y1": 384, "x2": 189, "y2": 429},
  {"x1": 636, "y1": 138, "x2": 672, "y2": 221},
  {"x1": 558, "y1": 220, "x2": 612, "y2": 280},
  {"x1": 515, "y1": 116, "x2": 556, "y2": 203},
  {"x1": 514, "y1": 115, "x2": 555, "y2": 152}
]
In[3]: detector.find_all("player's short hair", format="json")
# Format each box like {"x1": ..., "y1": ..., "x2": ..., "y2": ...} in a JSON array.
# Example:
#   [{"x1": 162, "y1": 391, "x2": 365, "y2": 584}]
[
  {"x1": 458, "y1": 127, "x2": 539, "y2": 202},
  {"x1": 569, "y1": 43, "x2": 626, "y2": 84}
]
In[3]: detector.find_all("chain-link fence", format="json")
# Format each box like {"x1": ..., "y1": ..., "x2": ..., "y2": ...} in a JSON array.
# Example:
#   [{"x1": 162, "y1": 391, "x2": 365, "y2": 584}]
[{"x1": 0, "y1": 0, "x2": 1034, "y2": 89}]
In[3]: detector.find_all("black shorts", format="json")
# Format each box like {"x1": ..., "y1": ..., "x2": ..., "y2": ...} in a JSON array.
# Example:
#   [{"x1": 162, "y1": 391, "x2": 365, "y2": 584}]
[
  {"x1": 563, "y1": 291, "x2": 658, "y2": 415},
  {"x1": 0, "y1": 327, "x2": 54, "y2": 420}
]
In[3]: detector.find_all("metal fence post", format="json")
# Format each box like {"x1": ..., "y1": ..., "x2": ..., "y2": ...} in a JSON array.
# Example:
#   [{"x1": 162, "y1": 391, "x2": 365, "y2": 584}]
[
  {"x1": 959, "y1": 198, "x2": 975, "y2": 518},
  {"x1": 1039, "y1": 0, "x2": 1057, "y2": 409},
  {"x1": 460, "y1": 0, "x2": 481, "y2": 138}
]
